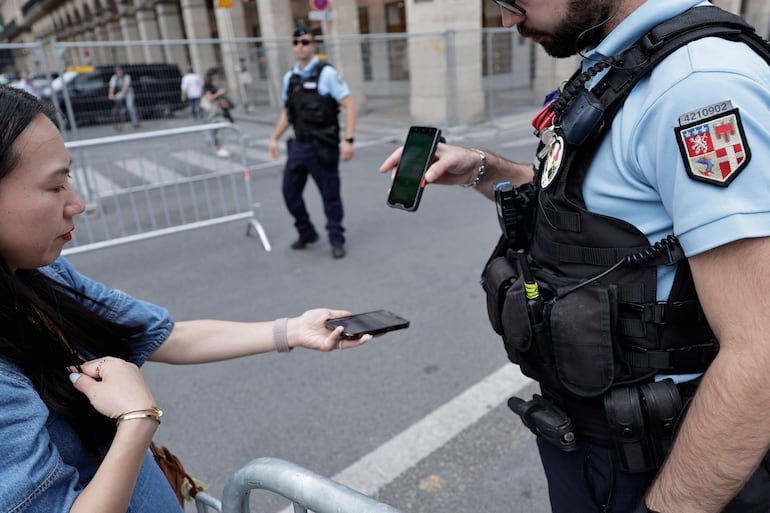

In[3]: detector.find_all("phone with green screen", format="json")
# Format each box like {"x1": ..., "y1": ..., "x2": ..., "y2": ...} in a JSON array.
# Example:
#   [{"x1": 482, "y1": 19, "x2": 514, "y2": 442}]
[{"x1": 386, "y1": 126, "x2": 442, "y2": 212}]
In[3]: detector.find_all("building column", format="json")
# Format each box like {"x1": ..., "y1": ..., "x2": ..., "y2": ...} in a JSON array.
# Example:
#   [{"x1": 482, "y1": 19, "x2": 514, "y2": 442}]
[
  {"x1": 118, "y1": 0, "x2": 141, "y2": 63},
  {"x1": 741, "y1": 0, "x2": 770, "y2": 38},
  {"x1": 712, "y1": 0, "x2": 742, "y2": 14},
  {"x1": 320, "y1": 0, "x2": 366, "y2": 114},
  {"x1": 134, "y1": 0, "x2": 164, "y2": 62},
  {"x1": 179, "y1": 0, "x2": 217, "y2": 75},
  {"x1": 405, "y1": 0, "x2": 484, "y2": 126},
  {"x1": 214, "y1": 0, "x2": 248, "y2": 106},
  {"x1": 155, "y1": 0, "x2": 188, "y2": 65},
  {"x1": 92, "y1": 15, "x2": 112, "y2": 64},
  {"x1": 79, "y1": 29, "x2": 98, "y2": 65},
  {"x1": 106, "y1": 16, "x2": 129, "y2": 63},
  {"x1": 254, "y1": 0, "x2": 294, "y2": 109}
]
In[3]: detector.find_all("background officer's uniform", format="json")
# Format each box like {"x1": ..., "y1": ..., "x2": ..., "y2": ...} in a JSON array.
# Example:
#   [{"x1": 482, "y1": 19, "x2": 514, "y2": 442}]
[{"x1": 280, "y1": 55, "x2": 350, "y2": 252}]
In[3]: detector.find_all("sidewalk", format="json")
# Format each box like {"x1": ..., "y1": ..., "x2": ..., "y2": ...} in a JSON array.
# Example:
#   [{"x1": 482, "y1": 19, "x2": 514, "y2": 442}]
[
  {"x1": 229, "y1": 100, "x2": 414, "y2": 146},
  {"x1": 229, "y1": 96, "x2": 540, "y2": 148}
]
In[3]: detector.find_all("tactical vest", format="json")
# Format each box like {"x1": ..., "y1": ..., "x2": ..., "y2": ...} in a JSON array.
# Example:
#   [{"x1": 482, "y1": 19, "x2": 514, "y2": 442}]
[
  {"x1": 285, "y1": 61, "x2": 340, "y2": 144},
  {"x1": 483, "y1": 6, "x2": 770, "y2": 403}
]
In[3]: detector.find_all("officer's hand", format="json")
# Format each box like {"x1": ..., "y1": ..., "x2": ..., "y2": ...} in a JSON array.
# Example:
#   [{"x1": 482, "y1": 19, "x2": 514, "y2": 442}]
[
  {"x1": 379, "y1": 143, "x2": 478, "y2": 187},
  {"x1": 341, "y1": 141, "x2": 355, "y2": 161},
  {"x1": 268, "y1": 139, "x2": 280, "y2": 160}
]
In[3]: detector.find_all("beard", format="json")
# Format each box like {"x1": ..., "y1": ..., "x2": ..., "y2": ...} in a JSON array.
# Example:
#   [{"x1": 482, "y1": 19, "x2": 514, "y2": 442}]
[{"x1": 518, "y1": 0, "x2": 614, "y2": 58}]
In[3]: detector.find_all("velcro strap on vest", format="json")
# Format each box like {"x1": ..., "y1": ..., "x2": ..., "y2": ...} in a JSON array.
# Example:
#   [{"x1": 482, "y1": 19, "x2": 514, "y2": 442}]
[
  {"x1": 540, "y1": 205, "x2": 581, "y2": 232},
  {"x1": 622, "y1": 342, "x2": 718, "y2": 371},
  {"x1": 617, "y1": 301, "x2": 706, "y2": 338},
  {"x1": 535, "y1": 230, "x2": 647, "y2": 267},
  {"x1": 642, "y1": 301, "x2": 705, "y2": 324}
]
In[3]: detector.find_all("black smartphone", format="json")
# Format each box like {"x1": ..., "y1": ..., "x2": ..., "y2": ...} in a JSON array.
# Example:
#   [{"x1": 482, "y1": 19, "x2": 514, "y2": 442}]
[
  {"x1": 325, "y1": 309, "x2": 410, "y2": 339},
  {"x1": 386, "y1": 126, "x2": 442, "y2": 211}
]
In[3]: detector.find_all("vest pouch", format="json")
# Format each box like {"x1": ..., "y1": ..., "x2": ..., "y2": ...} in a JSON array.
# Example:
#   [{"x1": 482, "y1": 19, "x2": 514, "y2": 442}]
[
  {"x1": 482, "y1": 256, "x2": 519, "y2": 335},
  {"x1": 500, "y1": 276, "x2": 533, "y2": 355},
  {"x1": 300, "y1": 102, "x2": 326, "y2": 125},
  {"x1": 550, "y1": 284, "x2": 615, "y2": 397}
]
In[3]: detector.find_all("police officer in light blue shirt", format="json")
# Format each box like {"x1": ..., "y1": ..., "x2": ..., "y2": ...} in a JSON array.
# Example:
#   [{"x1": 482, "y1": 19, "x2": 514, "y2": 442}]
[
  {"x1": 269, "y1": 24, "x2": 357, "y2": 260},
  {"x1": 380, "y1": 0, "x2": 770, "y2": 512}
]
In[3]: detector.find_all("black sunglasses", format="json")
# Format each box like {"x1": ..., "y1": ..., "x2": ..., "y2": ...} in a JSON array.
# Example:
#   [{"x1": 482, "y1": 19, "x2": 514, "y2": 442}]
[
  {"x1": 494, "y1": 0, "x2": 526, "y2": 16},
  {"x1": 292, "y1": 39, "x2": 314, "y2": 46}
]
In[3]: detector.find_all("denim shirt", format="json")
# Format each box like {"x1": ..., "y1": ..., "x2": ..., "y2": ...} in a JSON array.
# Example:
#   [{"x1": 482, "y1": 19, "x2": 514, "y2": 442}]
[{"x1": 0, "y1": 257, "x2": 182, "y2": 513}]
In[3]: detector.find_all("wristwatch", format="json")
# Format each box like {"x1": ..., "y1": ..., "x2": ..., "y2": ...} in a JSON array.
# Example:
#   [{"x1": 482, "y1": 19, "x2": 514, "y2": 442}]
[{"x1": 344, "y1": 137, "x2": 355, "y2": 144}]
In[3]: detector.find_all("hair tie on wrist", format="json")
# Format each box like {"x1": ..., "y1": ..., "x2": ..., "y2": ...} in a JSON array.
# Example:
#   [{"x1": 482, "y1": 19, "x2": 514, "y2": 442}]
[{"x1": 273, "y1": 317, "x2": 292, "y2": 352}]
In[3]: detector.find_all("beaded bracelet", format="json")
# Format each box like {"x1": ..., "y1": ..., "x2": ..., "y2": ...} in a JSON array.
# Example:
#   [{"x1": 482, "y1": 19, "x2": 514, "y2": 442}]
[
  {"x1": 273, "y1": 317, "x2": 292, "y2": 352},
  {"x1": 115, "y1": 406, "x2": 163, "y2": 425},
  {"x1": 462, "y1": 148, "x2": 487, "y2": 188}
]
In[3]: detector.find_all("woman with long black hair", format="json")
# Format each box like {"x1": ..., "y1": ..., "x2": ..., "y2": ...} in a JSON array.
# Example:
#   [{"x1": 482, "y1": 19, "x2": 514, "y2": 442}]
[{"x1": 0, "y1": 85, "x2": 370, "y2": 513}]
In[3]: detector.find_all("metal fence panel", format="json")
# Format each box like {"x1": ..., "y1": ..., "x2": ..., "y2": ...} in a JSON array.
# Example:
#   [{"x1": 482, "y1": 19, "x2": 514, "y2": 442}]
[
  {"x1": 1, "y1": 31, "x2": 548, "y2": 134},
  {"x1": 191, "y1": 457, "x2": 405, "y2": 513},
  {"x1": 61, "y1": 122, "x2": 270, "y2": 255}
]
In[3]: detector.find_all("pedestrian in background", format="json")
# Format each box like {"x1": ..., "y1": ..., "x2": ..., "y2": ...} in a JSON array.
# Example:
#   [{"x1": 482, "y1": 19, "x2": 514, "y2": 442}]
[
  {"x1": 0, "y1": 84, "x2": 372, "y2": 513},
  {"x1": 237, "y1": 58, "x2": 254, "y2": 112},
  {"x1": 180, "y1": 66, "x2": 205, "y2": 120},
  {"x1": 269, "y1": 24, "x2": 356, "y2": 260},
  {"x1": 380, "y1": 0, "x2": 770, "y2": 512},
  {"x1": 202, "y1": 66, "x2": 235, "y2": 157},
  {"x1": 12, "y1": 70, "x2": 41, "y2": 98},
  {"x1": 108, "y1": 66, "x2": 139, "y2": 130}
]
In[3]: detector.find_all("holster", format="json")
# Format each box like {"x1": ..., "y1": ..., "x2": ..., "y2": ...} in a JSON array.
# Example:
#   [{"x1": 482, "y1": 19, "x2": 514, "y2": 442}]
[
  {"x1": 508, "y1": 394, "x2": 577, "y2": 452},
  {"x1": 640, "y1": 379, "x2": 682, "y2": 464},
  {"x1": 604, "y1": 379, "x2": 683, "y2": 472},
  {"x1": 605, "y1": 386, "x2": 655, "y2": 472}
]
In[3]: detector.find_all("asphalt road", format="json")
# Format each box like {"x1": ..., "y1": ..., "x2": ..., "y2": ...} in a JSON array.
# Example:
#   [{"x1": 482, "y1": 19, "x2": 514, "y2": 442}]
[{"x1": 65, "y1": 107, "x2": 554, "y2": 513}]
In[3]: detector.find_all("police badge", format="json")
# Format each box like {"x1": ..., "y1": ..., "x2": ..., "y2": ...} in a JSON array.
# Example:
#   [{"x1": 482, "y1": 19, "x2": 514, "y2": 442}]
[
  {"x1": 541, "y1": 133, "x2": 565, "y2": 190},
  {"x1": 675, "y1": 103, "x2": 750, "y2": 187}
]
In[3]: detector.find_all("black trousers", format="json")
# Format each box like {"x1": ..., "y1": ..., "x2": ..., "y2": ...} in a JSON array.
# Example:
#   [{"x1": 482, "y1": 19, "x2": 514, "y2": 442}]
[
  {"x1": 537, "y1": 437, "x2": 770, "y2": 512},
  {"x1": 282, "y1": 139, "x2": 344, "y2": 246}
]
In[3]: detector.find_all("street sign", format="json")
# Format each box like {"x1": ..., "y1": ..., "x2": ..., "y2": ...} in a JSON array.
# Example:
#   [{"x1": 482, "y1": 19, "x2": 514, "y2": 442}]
[
  {"x1": 310, "y1": 0, "x2": 330, "y2": 11},
  {"x1": 308, "y1": 10, "x2": 332, "y2": 21},
  {"x1": 217, "y1": 0, "x2": 233, "y2": 8}
]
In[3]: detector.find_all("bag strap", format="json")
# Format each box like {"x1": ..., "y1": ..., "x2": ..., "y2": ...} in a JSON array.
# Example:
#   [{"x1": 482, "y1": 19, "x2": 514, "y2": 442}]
[{"x1": 149, "y1": 441, "x2": 202, "y2": 504}]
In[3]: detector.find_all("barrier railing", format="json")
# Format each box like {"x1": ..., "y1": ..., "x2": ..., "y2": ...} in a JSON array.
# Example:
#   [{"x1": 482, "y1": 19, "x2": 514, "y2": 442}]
[
  {"x1": 61, "y1": 122, "x2": 270, "y2": 255},
  {"x1": 192, "y1": 457, "x2": 404, "y2": 513}
]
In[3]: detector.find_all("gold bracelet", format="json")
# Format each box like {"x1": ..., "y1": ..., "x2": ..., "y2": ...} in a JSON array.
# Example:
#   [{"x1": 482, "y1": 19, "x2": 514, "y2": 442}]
[
  {"x1": 115, "y1": 407, "x2": 163, "y2": 425},
  {"x1": 114, "y1": 406, "x2": 162, "y2": 418},
  {"x1": 117, "y1": 412, "x2": 162, "y2": 425},
  {"x1": 462, "y1": 148, "x2": 487, "y2": 188}
]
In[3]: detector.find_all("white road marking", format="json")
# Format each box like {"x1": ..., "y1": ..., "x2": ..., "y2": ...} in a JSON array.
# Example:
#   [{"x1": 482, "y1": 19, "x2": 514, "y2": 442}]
[{"x1": 277, "y1": 364, "x2": 533, "y2": 512}]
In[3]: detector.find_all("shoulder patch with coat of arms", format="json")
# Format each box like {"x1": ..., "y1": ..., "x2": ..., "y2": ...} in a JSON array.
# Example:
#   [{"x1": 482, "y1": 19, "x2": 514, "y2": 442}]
[{"x1": 674, "y1": 102, "x2": 750, "y2": 187}]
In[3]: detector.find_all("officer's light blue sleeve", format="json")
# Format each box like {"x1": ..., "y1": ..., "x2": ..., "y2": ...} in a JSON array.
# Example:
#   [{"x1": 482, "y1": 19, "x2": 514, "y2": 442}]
[
  {"x1": 630, "y1": 39, "x2": 770, "y2": 257},
  {"x1": 39, "y1": 257, "x2": 174, "y2": 366},
  {"x1": 319, "y1": 65, "x2": 351, "y2": 102},
  {"x1": 280, "y1": 70, "x2": 292, "y2": 104}
]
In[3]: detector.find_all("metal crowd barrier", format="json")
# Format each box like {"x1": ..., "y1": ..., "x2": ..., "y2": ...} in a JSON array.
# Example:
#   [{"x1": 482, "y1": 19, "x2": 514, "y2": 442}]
[
  {"x1": 61, "y1": 122, "x2": 270, "y2": 255},
  {"x1": 192, "y1": 457, "x2": 404, "y2": 513}
]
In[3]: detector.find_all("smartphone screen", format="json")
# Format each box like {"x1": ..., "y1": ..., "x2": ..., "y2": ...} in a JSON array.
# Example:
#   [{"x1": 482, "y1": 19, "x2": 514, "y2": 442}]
[
  {"x1": 325, "y1": 310, "x2": 410, "y2": 339},
  {"x1": 387, "y1": 126, "x2": 442, "y2": 211}
]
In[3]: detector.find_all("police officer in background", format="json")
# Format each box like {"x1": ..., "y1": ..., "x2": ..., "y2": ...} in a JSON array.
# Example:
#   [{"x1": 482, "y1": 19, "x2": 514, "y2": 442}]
[
  {"x1": 269, "y1": 24, "x2": 356, "y2": 259},
  {"x1": 381, "y1": 0, "x2": 770, "y2": 511}
]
